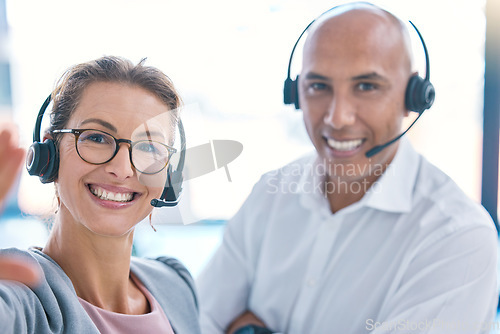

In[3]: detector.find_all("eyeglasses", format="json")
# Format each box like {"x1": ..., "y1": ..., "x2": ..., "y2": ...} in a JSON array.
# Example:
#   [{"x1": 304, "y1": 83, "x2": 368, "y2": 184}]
[{"x1": 52, "y1": 129, "x2": 177, "y2": 175}]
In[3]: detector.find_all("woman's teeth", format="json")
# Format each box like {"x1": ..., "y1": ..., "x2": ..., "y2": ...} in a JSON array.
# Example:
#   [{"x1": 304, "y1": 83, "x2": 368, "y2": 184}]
[
  {"x1": 326, "y1": 138, "x2": 363, "y2": 151},
  {"x1": 90, "y1": 186, "x2": 133, "y2": 202}
]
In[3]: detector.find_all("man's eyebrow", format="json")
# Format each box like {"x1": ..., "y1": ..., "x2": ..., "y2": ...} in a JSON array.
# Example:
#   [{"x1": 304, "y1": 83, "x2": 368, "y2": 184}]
[
  {"x1": 80, "y1": 118, "x2": 117, "y2": 132},
  {"x1": 351, "y1": 72, "x2": 388, "y2": 82},
  {"x1": 304, "y1": 72, "x2": 331, "y2": 81},
  {"x1": 303, "y1": 71, "x2": 389, "y2": 83}
]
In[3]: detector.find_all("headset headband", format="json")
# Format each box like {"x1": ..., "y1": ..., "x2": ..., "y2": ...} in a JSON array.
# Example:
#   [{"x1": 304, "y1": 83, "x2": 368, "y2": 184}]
[{"x1": 284, "y1": 3, "x2": 435, "y2": 114}]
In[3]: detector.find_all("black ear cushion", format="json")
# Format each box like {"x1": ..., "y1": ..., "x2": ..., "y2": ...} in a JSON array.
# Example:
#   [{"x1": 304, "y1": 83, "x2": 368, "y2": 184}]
[
  {"x1": 283, "y1": 76, "x2": 300, "y2": 110},
  {"x1": 418, "y1": 80, "x2": 435, "y2": 111},
  {"x1": 405, "y1": 75, "x2": 435, "y2": 113},
  {"x1": 26, "y1": 139, "x2": 58, "y2": 184},
  {"x1": 41, "y1": 139, "x2": 59, "y2": 183}
]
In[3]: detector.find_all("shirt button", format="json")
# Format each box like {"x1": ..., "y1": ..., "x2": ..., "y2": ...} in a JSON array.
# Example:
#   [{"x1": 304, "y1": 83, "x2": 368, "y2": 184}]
[{"x1": 307, "y1": 278, "x2": 316, "y2": 287}]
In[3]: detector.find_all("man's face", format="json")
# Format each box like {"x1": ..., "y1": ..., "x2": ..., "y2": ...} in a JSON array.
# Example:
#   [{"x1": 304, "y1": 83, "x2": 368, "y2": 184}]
[{"x1": 299, "y1": 9, "x2": 412, "y2": 185}]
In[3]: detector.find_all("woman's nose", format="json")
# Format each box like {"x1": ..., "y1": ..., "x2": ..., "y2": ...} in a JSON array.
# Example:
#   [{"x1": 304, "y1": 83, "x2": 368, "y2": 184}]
[{"x1": 104, "y1": 144, "x2": 134, "y2": 179}]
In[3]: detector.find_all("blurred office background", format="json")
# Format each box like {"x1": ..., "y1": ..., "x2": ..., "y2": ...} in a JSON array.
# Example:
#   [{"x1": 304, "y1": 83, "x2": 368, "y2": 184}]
[{"x1": 0, "y1": 0, "x2": 495, "y2": 290}]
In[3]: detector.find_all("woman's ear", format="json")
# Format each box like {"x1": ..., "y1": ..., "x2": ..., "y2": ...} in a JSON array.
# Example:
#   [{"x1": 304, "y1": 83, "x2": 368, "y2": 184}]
[{"x1": 42, "y1": 132, "x2": 53, "y2": 142}]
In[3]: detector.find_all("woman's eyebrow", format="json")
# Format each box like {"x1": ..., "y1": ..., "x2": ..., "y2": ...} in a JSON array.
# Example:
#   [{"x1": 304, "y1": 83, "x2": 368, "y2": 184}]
[
  {"x1": 136, "y1": 122, "x2": 168, "y2": 140},
  {"x1": 135, "y1": 130, "x2": 166, "y2": 139},
  {"x1": 80, "y1": 118, "x2": 117, "y2": 132}
]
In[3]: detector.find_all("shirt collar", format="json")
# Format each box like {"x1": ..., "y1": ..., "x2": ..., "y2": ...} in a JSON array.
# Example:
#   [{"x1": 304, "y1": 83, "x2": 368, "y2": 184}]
[
  {"x1": 298, "y1": 137, "x2": 420, "y2": 214},
  {"x1": 361, "y1": 137, "x2": 420, "y2": 213},
  {"x1": 297, "y1": 154, "x2": 331, "y2": 215}
]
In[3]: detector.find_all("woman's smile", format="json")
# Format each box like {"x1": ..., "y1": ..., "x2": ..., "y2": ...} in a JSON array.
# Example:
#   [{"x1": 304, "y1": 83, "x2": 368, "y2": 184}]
[{"x1": 88, "y1": 184, "x2": 138, "y2": 203}]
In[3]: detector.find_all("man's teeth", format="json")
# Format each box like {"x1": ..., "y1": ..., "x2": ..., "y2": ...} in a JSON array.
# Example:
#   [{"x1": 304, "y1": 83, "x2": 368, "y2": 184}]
[
  {"x1": 90, "y1": 186, "x2": 133, "y2": 202},
  {"x1": 326, "y1": 138, "x2": 363, "y2": 151}
]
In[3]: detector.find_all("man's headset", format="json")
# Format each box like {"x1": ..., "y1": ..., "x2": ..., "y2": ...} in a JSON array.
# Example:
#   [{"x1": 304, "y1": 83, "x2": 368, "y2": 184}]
[
  {"x1": 26, "y1": 94, "x2": 186, "y2": 208},
  {"x1": 283, "y1": 3, "x2": 436, "y2": 158}
]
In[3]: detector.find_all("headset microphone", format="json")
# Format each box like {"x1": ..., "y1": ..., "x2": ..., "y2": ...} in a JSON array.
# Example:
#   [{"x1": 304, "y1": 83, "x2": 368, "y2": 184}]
[{"x1": 365, "y1": 112, "x2": 423, "y2": 158}]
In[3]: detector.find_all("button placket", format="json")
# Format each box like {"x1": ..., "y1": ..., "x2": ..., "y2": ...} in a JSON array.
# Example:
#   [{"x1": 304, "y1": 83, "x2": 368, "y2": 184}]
[{"x1": 287, "y1": 214, "x2": 343, "y2": 333}]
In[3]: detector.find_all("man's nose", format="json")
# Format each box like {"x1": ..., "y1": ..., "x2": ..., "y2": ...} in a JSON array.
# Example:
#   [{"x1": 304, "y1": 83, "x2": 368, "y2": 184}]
[{"x1": 323, "y1": 95, "x2": 356, "y2": 129}]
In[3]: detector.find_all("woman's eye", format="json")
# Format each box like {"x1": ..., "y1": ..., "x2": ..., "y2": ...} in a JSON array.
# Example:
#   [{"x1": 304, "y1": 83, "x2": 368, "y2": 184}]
[
  {"x1": 79, "y1": 131, "x2": 114, "y2": 146},
  {"x1": 85, "y1": 133, "x2": 108, "y2": 144},
  {"x1": 136, "y1": 142, "x2": 160, "y2": 153}
]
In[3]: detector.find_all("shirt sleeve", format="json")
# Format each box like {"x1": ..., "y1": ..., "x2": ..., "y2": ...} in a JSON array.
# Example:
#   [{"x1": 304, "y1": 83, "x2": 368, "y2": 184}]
[
  {"x1": 196, "y1": 176, "x2": 271, "y2": 334},
  {"x1": 0, "y1": 283, "x2": 30, "y2": 333},
  {"x1": 371, "y1": 224, "x2": 498, "y2": 334}
]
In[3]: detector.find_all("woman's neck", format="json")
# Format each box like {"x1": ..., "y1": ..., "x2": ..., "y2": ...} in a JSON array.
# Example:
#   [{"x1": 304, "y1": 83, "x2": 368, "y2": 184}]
[{"x1": 43, "y1": 211, "x2": 148, "y2": 314}]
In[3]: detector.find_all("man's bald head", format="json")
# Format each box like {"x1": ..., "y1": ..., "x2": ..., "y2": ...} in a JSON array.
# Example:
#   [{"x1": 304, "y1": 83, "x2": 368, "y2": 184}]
[{"x1": 303, "y1": 3, "x2": 414, "y2": 75}]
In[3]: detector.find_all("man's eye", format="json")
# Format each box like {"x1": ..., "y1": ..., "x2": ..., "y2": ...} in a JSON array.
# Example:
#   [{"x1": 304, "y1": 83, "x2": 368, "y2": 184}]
[
  {"x1": 357, "y1": 82, "x2": 377, "y2": 91},
  {"x1": 308, "y1": 82, "x2": 328, "y2": 92}
]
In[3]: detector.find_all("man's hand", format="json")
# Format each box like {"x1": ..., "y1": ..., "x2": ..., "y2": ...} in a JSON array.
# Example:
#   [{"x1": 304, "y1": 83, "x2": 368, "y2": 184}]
[
  {"x1": 0, "y1": 126, "x2": 25, "y2": 205},
  {"x1": 0, "y1": 256, "x2": 42, "y2": 287},
  {"x1": 226, "y1": 310, "x2": 268, "y2": 334}
]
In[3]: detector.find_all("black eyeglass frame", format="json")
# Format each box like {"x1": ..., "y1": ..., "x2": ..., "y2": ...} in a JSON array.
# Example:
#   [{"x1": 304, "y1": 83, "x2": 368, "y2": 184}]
[{"x1": 52, "y1": 128, "x2": 177, "y2": 175}]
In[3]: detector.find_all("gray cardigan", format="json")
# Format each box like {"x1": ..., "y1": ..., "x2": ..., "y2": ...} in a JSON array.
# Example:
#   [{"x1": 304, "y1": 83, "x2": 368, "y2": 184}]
[{"x1": 0, "y1": 248, "x2": 201, "y2": 334}]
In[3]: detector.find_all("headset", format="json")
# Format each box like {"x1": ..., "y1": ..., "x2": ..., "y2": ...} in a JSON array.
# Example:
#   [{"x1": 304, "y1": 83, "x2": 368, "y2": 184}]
[
  {"x1": 26, "y1": 94, "x2": 186, "y2": 208},
  {"x1": 283, "y1": 3, "x2": 435, "y2": 157}
]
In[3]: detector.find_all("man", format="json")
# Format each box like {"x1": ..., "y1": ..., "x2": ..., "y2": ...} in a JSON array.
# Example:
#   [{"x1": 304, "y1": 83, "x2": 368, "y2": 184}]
[{"x1": 197, "y1": 3, "x2": 498, "y2": 333}]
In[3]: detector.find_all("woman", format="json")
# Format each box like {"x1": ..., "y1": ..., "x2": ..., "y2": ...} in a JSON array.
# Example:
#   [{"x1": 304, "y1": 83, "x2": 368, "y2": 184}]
[{"x1": 0, "y1": 56, "x2": 200, "y2": 333}]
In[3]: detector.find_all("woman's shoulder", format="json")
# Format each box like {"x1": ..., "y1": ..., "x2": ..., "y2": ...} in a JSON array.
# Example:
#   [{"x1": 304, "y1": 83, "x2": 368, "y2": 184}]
[
  {"x1": 131, "y1": 256, "x2": 191, "y2": 277},
  {"x1": 131, "y1": 256, "x2": 201, "y2": 334},
  {"x1": 132, "y1": 256, "x2": 194, "y2": 289},
  {"x1": 130, "y1": 256, "x2": 196, "y2": 302}
]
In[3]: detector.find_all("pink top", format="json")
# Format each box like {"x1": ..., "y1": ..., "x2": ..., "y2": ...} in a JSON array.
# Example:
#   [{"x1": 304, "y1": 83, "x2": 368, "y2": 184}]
[{"x1": 78, "y1": 274, "x2": 175, "y2": 334}]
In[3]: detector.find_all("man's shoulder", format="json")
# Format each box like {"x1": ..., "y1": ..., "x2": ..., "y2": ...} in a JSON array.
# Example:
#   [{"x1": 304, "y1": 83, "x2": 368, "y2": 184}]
[{"x1": 413, "y1": 155, "x2": 494, "y2": 231}]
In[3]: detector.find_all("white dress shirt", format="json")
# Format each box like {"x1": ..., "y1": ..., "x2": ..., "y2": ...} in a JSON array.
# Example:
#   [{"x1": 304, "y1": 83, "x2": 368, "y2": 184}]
[{"x1": 196, "y1": 139, "x2": 498, "y2": 334}]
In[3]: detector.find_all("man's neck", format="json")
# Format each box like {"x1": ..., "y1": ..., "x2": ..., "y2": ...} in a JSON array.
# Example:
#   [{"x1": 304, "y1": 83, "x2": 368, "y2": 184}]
[
  {"x1": 325, "y1": 178, "x2": 367, "y2": 213},
  {"x1": 324, "y1": 163, "x2": 390, "y2": 213}
]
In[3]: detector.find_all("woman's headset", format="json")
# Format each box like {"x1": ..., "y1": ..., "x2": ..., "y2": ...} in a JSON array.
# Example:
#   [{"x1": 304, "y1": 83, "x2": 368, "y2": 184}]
[{"x1": 25, "y1": 94, "x2": 186, "y2": 208}]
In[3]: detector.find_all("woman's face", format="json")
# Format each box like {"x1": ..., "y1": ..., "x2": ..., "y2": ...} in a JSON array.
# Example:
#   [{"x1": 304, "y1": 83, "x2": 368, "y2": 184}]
[{"x1": 55, "y1": 81, "x2": 172, "y2": 237}]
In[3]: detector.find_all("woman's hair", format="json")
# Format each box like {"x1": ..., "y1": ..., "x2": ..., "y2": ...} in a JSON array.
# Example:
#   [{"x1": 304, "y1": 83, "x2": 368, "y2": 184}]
[{"x1": 48, "y1": 56, "x2": 181, "y2": 144}]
